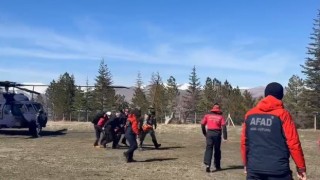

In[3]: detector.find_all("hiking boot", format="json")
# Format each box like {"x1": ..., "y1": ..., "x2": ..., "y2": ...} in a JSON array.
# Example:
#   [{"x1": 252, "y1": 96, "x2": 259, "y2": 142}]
[
  {"x1": 215, "y1": 167, "x2": 222, "y2": 171},
  {"x1": 206, "y1": 165, "x2": 211, "y2": 173},
  {"x1": 155, "y1": 144, "x2": 161, "y2": 149},
  {"x1": 123, "y1": 152, "x2": 129, "y2": 162}
]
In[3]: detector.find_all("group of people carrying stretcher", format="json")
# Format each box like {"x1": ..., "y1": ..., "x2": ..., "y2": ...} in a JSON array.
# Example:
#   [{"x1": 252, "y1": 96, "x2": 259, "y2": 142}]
[{"x1": 92, "y1": 107, "x2": 161, "y2": 162}]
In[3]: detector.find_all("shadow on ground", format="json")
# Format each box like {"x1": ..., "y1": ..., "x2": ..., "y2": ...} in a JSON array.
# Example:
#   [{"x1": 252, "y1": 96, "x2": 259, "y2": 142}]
[
  {"x1": 212, "y1": 165, "x2": 244, "y2": 172},
  {"x1": 0, "y1": 128, "x2": 68, "y2": 137},
  {"x1": 141, "y1": 146, "x2": 185, "y2": 151},
  {"x1": 139, "y1": 157, "x2": 178, "y2": 162}
]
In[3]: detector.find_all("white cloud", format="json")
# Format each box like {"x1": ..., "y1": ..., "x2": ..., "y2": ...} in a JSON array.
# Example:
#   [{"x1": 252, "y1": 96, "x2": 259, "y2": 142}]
[
  {"x1": 177, "y1": 83, "x2": 189, "y2": 90},
  {"x1": 0, "y1": 21, "x2": 297, "y2": 86}
]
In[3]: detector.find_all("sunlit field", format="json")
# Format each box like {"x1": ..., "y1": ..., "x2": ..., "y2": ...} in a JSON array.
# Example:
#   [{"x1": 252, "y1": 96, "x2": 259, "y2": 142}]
[{"x1": 0, "y1": 122, "x2": 319, "y2": 180}]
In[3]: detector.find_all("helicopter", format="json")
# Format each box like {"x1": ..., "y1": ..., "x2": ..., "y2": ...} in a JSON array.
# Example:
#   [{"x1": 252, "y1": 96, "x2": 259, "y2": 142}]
[
  {"x1": 0, "y1": 80, "x2": 129, "y2": 138},
  {"x1": 0, "y1": 81, "x2": 48, "y2": 137}
]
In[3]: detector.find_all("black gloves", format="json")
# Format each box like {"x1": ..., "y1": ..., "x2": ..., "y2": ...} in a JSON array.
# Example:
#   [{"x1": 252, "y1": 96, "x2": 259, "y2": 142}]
[{"x1": 201, "y1": 124, "x2": 207, "y2": 137}]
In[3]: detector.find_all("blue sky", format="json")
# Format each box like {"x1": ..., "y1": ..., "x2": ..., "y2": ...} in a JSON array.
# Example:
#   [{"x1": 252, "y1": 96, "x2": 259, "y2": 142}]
[{"x1": 0, "y1": 0, "x2": 318, "y2": 89}]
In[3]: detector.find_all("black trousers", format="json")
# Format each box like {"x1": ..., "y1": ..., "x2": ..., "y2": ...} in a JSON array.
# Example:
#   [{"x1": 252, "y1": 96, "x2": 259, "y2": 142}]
[
  {"x1": 101, "y1": 126, "x2": 119, "y2": 148},
  {"x1": 93, "y1": 125, "x2": 103, "y2": 146},
  {"x1": 125, "y1": 132, "x2": 138, "y2": 160},
  {"x1": 139, "y1": 129, "x2": 159, "y2": 148},
  {"x1": 204, "y1": 130, "x2": 222, "y2": 168},
  {"x1": 246, "y1": 171, "x2": 293, "y2": 180}
]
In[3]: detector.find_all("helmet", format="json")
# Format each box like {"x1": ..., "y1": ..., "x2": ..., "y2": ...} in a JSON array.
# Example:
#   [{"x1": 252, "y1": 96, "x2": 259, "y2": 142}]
[{"x1": 106, "y1": 111, "x2": 111, "y2": 116}]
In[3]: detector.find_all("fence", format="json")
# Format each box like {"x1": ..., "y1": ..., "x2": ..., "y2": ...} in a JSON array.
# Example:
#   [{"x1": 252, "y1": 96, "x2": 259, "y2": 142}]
[{"x1": 48, "y1": 110, "x2": 241, "y2": 126}]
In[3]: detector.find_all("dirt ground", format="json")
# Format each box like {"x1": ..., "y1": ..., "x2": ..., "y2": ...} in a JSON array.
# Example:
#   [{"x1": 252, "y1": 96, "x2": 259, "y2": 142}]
[{"x1": 0, "y1": 122, "x2": 319, "y2": 180}]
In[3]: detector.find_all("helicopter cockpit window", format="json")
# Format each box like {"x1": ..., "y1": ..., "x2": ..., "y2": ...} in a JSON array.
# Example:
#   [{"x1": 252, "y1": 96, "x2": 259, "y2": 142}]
[
  {"x1": 33, "y1": 103, "x2": 42, "y2": 111},
  {"x1": 26, "y1": 104, "x2": 35, "y2": 113},
  {"x1": 12, "y1": 104, "x2": 24, "y2": 116}
]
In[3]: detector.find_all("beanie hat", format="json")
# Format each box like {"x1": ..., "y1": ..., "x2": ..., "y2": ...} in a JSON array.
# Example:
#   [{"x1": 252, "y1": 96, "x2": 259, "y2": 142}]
[{"x1": 264, "y1": 82, "x2": 284, "y2": 100}]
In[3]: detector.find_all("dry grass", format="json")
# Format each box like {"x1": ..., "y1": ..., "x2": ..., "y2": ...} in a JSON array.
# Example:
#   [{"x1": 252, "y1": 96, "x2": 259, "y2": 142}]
[{"x1": 0, "y1": 122, "x2": 319, "y2": 180}]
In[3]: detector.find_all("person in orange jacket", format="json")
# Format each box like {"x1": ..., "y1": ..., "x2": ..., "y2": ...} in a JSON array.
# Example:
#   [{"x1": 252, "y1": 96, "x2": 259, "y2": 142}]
[
  {"x1": 123, "y1": 108, "x2": 141, "y2": 163},
  {"x1": 241, "y1": 82, "x2": 307, "y2": 180}
]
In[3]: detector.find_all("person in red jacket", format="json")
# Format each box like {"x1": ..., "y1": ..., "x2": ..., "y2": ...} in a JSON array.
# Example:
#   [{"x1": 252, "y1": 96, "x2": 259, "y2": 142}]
[
  {"x1": 91, "y1": 112, "x2": 107, "y2": 147},
  {"x1": 241, "y1": 82, "x2": 307, "y2": 180},
  {"x1": 96, "y1": 113, "x2": 109, "y2": 148},
  {"x1": 201, "y1": 103, "x2": 227, "y2": 172},
  {"x1": 123, "y1": 108, "x2": 141, "y2": 163}
]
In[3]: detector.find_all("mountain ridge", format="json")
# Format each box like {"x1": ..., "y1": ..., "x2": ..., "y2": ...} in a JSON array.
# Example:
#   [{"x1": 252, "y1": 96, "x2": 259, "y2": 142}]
[{"x1": 116, "y1": 85, "x2": 266, "y2": 103}]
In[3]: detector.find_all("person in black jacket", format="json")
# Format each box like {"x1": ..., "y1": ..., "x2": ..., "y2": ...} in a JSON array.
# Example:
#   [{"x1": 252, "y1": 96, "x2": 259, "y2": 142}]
[
  {"x1": 139, "y1": 113, "x2": 161, "y2": 150},
  {"x1": 118, "y1": 108, "x2": 129, "y2": 146},
  {"x1": 101, "y1": 112, "x2": 122, "y2": 149}
]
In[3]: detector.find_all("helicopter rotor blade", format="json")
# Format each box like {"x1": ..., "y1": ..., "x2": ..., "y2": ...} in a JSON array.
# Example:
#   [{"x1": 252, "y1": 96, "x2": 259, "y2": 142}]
[
  {"x1": 77, "y1": 85, "x2": 129, "y2": 89},
  {"x1": 104, "y1": 85, "x2": 129, "y2": 89},
  {"x1": 0, "y1": 81, "x2": 130, "y2": 90},
  {"x1": 15, "y1": 87, "x2": 41, "y2": 95}
]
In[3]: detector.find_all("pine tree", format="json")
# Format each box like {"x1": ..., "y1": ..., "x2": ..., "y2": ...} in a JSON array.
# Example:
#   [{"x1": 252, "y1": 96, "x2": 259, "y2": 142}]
[
  {"x1": 182, "y1": 66, "x2": 201, "y2": 123},
  {"x1": 131, "y1": 72, "x2": 149, "y2": 114},
  {"x1": 93, "y1": 59, "x2": 115, "y2": 112},
  {"x1": 83, "y1": 77, "x2": 95, "y2": 121},
  {"x1": 73, "y1": 86, "x2": 86, "y2": 121},
  {"x1": 59, "y1": 73, "x2": 76, "y2": 120},
  {"x1": 228, "y1": 86, "x2": 246, "y2": 124},
  {"x1": 242, "y1": 90, "x2": 255, "y2": 111},
  {"x1": 45, "y1": 80, "x2": 57, "y2": 120},
  {"x1": 148, "y1": 72, "x2": 167, "y2": 122},
  {"x1": 212, "y1": 78, "x2": 223, "y2": 104},
  {"x1": 300, "y1": 10, "x2": 320, "y2": 127},
  {"x1": 283, "y1": 75, "x2": 305, "y2": 127},
  {"x1": 114, "y1": 94, "x2": 129, "y2": 111},
  {"x1": 199, "y1": 77, "x2": 215, "y2": 112},
  {"x1": 166, "y1": 76, "x2": 180, "y2": 117},
  {"x1": 220, "y1": 80, "x2": 233, "y2": 114},
  {"x1": 45, "y1": 73, "x2": 76, "y2": 120}
]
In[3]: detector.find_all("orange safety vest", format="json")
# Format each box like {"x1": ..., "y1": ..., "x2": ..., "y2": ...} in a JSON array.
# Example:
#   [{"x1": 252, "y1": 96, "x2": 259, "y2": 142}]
[{"x1": 142, "y1": 124, "x2": 153, "y2": 132}]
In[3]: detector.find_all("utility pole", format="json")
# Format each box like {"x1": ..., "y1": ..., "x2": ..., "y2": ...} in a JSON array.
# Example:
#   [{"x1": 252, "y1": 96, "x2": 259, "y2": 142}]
[{"x1": 314, "y1": 112, "x2": 318, "y2": 132}]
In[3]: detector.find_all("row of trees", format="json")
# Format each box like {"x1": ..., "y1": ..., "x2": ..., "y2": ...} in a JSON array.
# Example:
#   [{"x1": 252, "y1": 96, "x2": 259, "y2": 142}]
[
  {"x1": 43, "y1": 59, "x2": 127, "y2": 121},
  {"x1": 41, "y1": 60, "x2": 256, "y2": 124},
  {"x1": 40, "y1": 10, "x2": 320, "y2": 128}
]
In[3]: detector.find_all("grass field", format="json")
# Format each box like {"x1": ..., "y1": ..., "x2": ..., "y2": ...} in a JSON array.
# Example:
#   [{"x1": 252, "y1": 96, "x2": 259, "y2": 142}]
[{"x1": 0, "y1": 122, "x2": 319, "y2": 180}]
